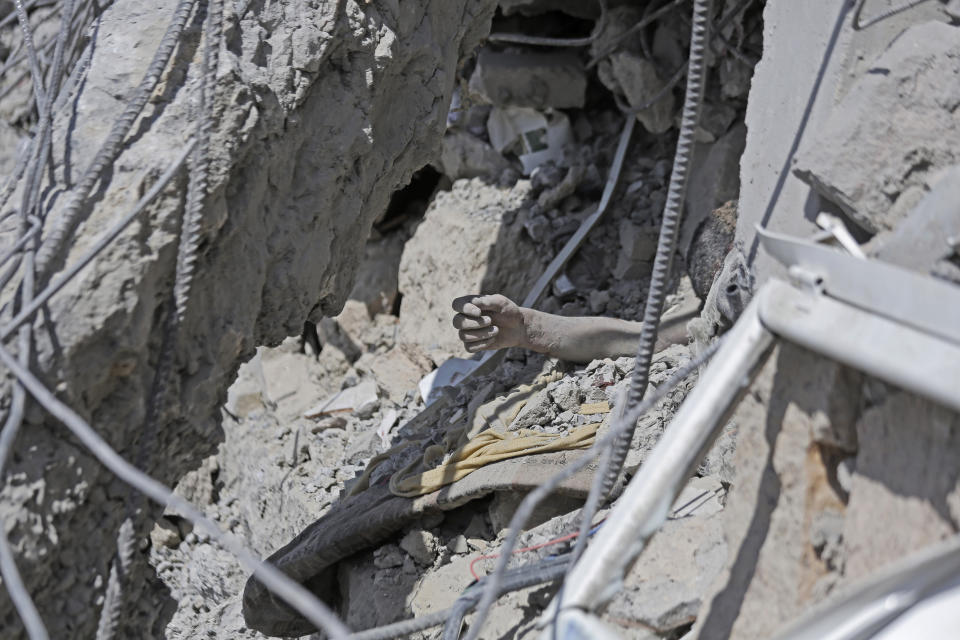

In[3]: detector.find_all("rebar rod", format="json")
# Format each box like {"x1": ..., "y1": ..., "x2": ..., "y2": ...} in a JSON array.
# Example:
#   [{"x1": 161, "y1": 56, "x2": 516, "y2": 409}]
[{"x1": 0, "y1": 342, "x2": 353, "y2": 639}]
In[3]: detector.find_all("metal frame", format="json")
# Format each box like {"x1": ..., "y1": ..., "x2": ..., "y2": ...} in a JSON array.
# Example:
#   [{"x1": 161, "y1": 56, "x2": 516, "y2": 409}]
[{"x1": 548, "y1": 234, "x2": 960, "y2": 636}]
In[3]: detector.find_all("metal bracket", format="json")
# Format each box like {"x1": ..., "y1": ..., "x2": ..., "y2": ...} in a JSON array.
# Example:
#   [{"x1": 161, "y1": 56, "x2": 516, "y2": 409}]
[{"x1": 757, "y1": 225, "x2": 960, "y2": 347}]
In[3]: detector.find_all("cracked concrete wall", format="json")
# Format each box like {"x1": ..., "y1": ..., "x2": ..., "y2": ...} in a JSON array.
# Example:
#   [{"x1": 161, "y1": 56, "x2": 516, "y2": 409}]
[
  {"x1": 690, "y1": 1, "x2": 960, "y2": 637},
  {"x1": 0, "y1": 0, "x2": 496, "y2": 636}
]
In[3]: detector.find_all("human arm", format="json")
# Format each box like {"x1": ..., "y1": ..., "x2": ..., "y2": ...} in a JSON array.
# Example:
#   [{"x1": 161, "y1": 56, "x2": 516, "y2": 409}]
[{"x1": 451, "y1": 294, "x2": 646, "y2": 364}]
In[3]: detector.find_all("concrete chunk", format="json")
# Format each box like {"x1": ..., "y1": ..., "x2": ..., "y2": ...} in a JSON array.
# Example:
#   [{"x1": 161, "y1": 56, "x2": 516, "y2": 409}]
[
  {"x1": 469, "y1": 48, "x2": 587, "y2": 109},
  {"x1": 793, "y1": 22, "x2": 960, "y2": 233}
]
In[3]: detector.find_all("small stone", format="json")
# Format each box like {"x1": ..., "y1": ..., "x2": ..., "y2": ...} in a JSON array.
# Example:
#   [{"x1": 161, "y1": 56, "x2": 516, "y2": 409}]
[
  {"x1": 549, "y1": 380, "x2": 580, "y2": 413},
  {"x1": 614, "y1": 356, "x2": 635, "y2": 377},
  {"x1": 373, "y1": 544, "x2": 404, "y2": 569},
  {"x1": 448, "y1": 535, "x2": 469, "y2": 555},
  {"x1": 552, "y1": 273, "x2": 577, "y2": 300},
  {"x1": 149, "y1": 519, "x2": 182, "y2": 549},
  {"x1": 588, "y1": 289, "x2": 610, "y2": 314},
  {"x1": 524, "y1": 213, "x2": 550, "y2": 243},
  {"x1": 400, "y1": 530, "x2": 438, "y2": 566},
  {"x1": 466, "y1": 538, "x2": 488, "y2": 552},
  {"x1": 837, "y1": 457, "x2": 856, "y2": 495}
]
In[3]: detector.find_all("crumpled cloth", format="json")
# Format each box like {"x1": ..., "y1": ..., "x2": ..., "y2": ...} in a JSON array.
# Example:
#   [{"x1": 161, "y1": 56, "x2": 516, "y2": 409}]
[
  {"x1": 353, "y1": 369, "x2": 608, "y2": 499},
  {"x1": 389, "y1": 421, "x2": 599, "y2": 497}
]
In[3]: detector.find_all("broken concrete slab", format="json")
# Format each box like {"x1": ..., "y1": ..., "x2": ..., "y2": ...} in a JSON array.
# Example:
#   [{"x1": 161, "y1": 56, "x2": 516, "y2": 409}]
[
  {"x1": 690, "y1": 344, "x2": 857, "y2": 640},
  {"x1": 840, "y1": 387, "x2": 960, "y2": 582},
  {"x1": 599, "y1": 51, "x2": 676, "y2": 134},
  {"x1": 469, "y1": 48, "x2": 587, "y2": 110},
  {"x1": 440, "y1": 129, "x2": 513, "y2": 181},
  {"x1": 607, "y1": 503, "x2": 727, "y2": 635},
  {"x1": 793, "y1": 22, "x2": 960, "y2": 234},
  {"x1": 397, "y1": 178, "x2": 544, "y2": 359},
  {"x1": 614, "y1": 218, "x2": 659, "y2": 280},
  {"x1": 355, "y1": 344, "x2": 433, "y2": 403}
]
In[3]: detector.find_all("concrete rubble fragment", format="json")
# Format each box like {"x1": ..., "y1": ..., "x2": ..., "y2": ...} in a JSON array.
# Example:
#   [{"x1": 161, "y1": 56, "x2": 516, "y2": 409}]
[
  {"x1": 440, "y1": 129, "x2": 514, "y2": 181},
  {"x1": 469, "y1": 48, "x2": 587, "y2": 110},
  {"x1": 397, "y1": 177, "x2": 545, "y2": 359},
  {"x1": 793, "y1": 21, "x2": 960, "y2": 233},
  {"x1": 598, "y1": 52, "x2": 677, "y2": 134},
  {"x1": 303, "y1": 379, "x2": 379, "y2": 419}
]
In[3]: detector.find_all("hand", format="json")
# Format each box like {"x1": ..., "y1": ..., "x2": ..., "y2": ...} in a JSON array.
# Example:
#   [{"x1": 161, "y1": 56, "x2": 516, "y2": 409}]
[{"x1": 451, "y1": 294, "x2": 528, "y2": 353}]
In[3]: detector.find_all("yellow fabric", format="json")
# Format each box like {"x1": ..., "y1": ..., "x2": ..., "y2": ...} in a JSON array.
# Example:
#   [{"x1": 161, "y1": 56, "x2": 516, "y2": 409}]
[
  {"x1": 346, "y1": 439, "x2": 421, "y2": 497},
  {"x1": 579, "y1": 401, "x2": 610, "y2": 415},
  {"x1": 352, "y1": 366, "x2": 597, "y2": 500},
  {"x1": 389, "y1": 421, "x2": 599, "y2": 497}
]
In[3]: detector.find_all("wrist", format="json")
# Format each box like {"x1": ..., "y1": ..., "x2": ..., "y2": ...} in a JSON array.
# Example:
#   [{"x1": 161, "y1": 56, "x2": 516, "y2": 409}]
[{"x1": 519, "y1": 306, "x2": 548, "y2": 354}]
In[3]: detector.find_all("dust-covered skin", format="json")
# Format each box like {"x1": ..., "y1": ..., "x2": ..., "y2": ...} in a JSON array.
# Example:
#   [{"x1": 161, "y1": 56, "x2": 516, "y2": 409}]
[{"x1": 452, "y1": 293, "x2": 647, "y2": 363}]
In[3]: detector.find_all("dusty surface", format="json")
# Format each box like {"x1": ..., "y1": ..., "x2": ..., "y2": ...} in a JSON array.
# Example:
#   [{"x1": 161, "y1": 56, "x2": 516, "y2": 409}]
[
  {"x1": 5, "y1": 1, "x2": 959, "y2": 640},
  {"x1": 0, "y1": 0, "x2": 496, "y2": 636}
]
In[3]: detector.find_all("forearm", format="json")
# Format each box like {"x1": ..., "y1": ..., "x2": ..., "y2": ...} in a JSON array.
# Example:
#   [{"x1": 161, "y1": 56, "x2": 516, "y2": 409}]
[{"x1": 519, "y1": 307, "x2": 644, "y2": 363}]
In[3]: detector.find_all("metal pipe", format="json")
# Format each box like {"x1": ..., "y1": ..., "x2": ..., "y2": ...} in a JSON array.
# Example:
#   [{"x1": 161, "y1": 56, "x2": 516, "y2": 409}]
[
  {"x1": 758, "y1": 279, "x2": 960, "y2": 414},
  {"x1": 555, "y1": 296, "x2": 775, "y2": 611}
]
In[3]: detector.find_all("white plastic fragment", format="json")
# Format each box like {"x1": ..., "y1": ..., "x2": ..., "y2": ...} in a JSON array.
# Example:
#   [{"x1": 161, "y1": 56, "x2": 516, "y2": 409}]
[
  {"x1": 303, "y1": 380, "x2": 379, "y2": 419},
  {"x1": 486, "y1": 106, "x2": 572, "y2": 175},
  {"x1": 418, "y1": 358, "x2": 480, "y2": 406}
]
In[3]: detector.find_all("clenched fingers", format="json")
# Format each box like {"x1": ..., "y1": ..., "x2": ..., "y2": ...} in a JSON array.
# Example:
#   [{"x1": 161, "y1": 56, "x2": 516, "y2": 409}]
[
  {"x1": 463, "y1": 336, "x2": 498, "y2": 353},
  {"x1": 452, "y1": 295, "x2": 483, "y2": 317},
  {"x1": 459, "y1": 325, "x2": 499, "y2": 343},
  {"x1": 452, "y1": 313, "x2": 492, "y2": 331}
]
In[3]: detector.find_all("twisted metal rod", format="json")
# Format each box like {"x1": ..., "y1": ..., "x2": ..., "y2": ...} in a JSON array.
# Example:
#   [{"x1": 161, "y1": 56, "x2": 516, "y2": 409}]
[
  {"x1": 95, "y1": 1, "x2": 223, "y2": 633},
  {"x1": 0, "y1": 342, "x2": 354, "y2": 639},
  {"x1": 0, "y1": 221, "x2": 40, "y2": 269},
  {"x1": 34, "y1": 0, "x2": 198, "y2": 279},
  {"x1": 460, "y1": 338, "x2": 723, "y2": 640},
  {"x1": 597, "y1": 0, "x2": 711, "y2": 502},
  {"x1": 12, "y1": 0, "x2": 49, "y2": 110},
  {"x1": 0, "y1": 140, "x2": 196, "y2": 343},
  {"x1": 0, "y1": 341, "x2": 48, "y2": 640}
]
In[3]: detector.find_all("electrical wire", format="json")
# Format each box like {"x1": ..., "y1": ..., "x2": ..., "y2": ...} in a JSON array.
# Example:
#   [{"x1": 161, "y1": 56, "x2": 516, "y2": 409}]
[
  {"x1": 0, "y1": 341, "x2": 353, "y2": 639},
  {"x1": 460, "y1": 337, "x2": 723, "y2": 640},
  {"x1": 468, "y1": 521, "x2": 604, "y2": 581}
]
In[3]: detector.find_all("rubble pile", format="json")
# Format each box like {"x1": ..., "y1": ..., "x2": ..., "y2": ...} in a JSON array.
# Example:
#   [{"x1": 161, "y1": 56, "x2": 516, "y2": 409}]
[
  {"x1": 7, "y1": 1, "x2": 960, "y2": 640},
  {"x1": 135, "y1": 1, "x2": 761, "y2": 637}
]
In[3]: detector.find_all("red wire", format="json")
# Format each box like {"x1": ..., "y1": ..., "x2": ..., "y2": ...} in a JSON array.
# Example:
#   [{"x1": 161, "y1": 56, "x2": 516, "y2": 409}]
[{"x1": 468, "y1": 530, "x2": 581, "y2": 581}]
